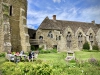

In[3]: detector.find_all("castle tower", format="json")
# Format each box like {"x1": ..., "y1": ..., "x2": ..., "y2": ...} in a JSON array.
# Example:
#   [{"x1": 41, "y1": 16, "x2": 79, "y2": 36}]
[{"x1": 0, "y1": 0, "x2": 30, "y2": 52}]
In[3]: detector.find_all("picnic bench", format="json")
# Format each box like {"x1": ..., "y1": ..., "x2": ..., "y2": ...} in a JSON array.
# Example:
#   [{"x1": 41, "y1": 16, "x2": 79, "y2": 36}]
[
  {"x1": 5, "y1": 51, "x2": 39, "y2": 62},
  {"x1": 5, "y1": 53, "x2": 27, "y2": 62}
]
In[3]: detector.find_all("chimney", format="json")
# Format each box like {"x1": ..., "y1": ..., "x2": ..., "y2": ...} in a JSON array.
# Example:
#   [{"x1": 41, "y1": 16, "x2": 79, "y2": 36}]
[
  {"x1": 53, "y1": 15, "x2": 56, "y2": 20},
  {"x1": 91, "y1": 20, "x2": 95, "y2": 25}
]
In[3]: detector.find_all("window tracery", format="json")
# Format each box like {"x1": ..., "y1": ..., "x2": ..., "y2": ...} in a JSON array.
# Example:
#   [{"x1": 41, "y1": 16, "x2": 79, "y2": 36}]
[
  {"x1": 66, "y1": 32, "x2": 71, "y2": 48},
  {"x1": 78, "y1": 32, "x2": 83, "y2": 48}
]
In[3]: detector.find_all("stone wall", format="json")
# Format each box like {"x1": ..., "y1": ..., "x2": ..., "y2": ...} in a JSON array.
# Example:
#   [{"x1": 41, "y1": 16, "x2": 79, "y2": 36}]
[
  {"x1": 0, "y1": 2, "x2": 4, "y2": 52},
  {"x1": 36, "y1": 29, "x2": 61, "y2": 50},
  {"x1": 36, "y1": 27, "x2": 100, "y2": 52},
  {"x1": 0, "y1": 0, "x2": 30, "y2": 52},
  {"x1": 96, "y1": 29, "x2": 100, "y2": 48}
]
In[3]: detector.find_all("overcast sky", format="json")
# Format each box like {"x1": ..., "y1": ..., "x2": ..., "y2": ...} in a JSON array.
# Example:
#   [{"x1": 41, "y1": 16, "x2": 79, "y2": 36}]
[{"x1": 27, "y1": 0, "x2": 100, "y2": 29}]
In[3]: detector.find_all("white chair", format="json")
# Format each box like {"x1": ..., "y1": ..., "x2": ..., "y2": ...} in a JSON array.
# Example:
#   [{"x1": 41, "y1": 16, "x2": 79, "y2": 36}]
[{"x1": 5, "y1": 53, "x2": 15, "y2": 61}]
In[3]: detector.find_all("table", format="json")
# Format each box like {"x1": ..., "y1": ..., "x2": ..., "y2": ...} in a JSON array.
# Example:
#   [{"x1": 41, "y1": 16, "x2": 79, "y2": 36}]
[{"x1": 14, "y1": 54, "x2": 27, "y2": 62}]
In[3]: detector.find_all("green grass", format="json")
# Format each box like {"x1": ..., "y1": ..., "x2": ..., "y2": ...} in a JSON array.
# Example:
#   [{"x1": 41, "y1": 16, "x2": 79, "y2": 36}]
[
  {"x1": 0, "y1": 51, "x2": 100, "y2": 65},
  {"x1": 1, "y1": 51, "x2": 100, "y2": 75},
  {"x1": 0, "y1": 57, "x2": 5, "y2": 66},
  {"x1": 0, "y1": 57, "x2": 6, "y2": 74},
  {"x1": 38, "y1": 52, "x2": 66, "y2": 60},
  {"x1": 37, "y1": 51, "x2": 100, "y2": 62},
  {"x1": 75, "y1": 51, "x2": 100, "y2": 60}
]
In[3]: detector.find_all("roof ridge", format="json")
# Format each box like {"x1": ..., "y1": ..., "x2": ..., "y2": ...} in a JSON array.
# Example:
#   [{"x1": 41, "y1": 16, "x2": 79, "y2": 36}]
[{"x1": 49, "y1": 19, "x2": 99, "y2": 24}]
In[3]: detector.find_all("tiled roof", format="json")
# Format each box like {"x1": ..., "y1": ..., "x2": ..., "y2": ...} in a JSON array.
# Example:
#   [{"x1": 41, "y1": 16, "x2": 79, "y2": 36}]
[{"x1": 38, "y1": 17, "x2": 100, "y2": 34}]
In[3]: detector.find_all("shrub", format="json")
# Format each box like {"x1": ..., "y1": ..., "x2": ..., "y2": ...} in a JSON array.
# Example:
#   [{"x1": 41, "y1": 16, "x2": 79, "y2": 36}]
[
  {"x1": 38, "y1": 45, "x2": 44, "y2": 51},
  {"x1": 1, "y1": 62, "x2": 16, "y2": 75},
  {"x1": 88, "y1": 57, "x2": 98, "y2": 66},
  {"x1": 50, "y1": 49, "x2": 57, "y2": 53},
  {"x1": 1, "y1": 62, "x2": 53, "y2": 75},
  {"x1": 39, "y1": 49, "x2": 57, "y2": 54},
  {"x1": 0, "y1": 53, "x2": 5, "y2": 57},
  {"x1": 83, "y1": 67, "x2": 100, "y2": 75},
  {"x1": 83, "y1": 42, "x2": 90, "y2": 50},
  {"x1": 35, "y1": 59, "x2": 43, "y2": 64},
  {"x1": 31, "y1": 45, "x2": 35, "y2": 51},
  {"x1": 93, "y1": 45, "x2": 99, "y2": 51}
]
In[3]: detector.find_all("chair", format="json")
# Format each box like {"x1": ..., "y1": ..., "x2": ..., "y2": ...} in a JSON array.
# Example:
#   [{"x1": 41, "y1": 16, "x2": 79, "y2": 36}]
[{"x1": 5, "y1": 53, "x2": 15, "y2": 61}]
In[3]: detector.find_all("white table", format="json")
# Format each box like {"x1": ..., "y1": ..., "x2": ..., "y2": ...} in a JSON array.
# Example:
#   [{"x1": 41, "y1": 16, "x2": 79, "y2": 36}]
[{"x1": 14, "y1": 54, "x2": 27, "y2": 62}]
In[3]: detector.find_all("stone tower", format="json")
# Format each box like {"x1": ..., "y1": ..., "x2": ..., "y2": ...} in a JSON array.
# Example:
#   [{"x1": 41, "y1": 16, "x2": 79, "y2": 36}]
[{"x1": 0, "y1": 0, "x2": 30, "y2": 52}]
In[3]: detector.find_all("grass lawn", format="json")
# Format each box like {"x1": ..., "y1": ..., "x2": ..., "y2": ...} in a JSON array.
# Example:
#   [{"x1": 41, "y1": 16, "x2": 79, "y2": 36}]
[
  {"x1": 0, "y1": 50, "x2": 100, "y2": 75},
  {"x1": 38, "y1": 52, "x2": 66, "y2": 61},
  {"x1": 37, "y1": 51, "x2": 100, "y2": 62},
  {"x1": 75, "y1": 51, "x2": 100, "y2": 60},
  {"x1": 0, "y1": 51, "x2": 100, "y2": 65},
  {"x1": 0, "y1": 57, "x2": 5, "y2": 67}
]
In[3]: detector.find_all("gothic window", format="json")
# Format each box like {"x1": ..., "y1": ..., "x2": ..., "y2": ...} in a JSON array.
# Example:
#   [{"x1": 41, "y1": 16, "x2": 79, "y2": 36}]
[
  {"x1": 66, "y1": 32, "x2": 71, "y2": 48},
  {"x1": 39, "y1": 36, "x2": 43, "y2": 40},
  {"x1": 89, "y1": 33, "x2": 93, "y2": 46},
  {"x1": 78, "y1": 32, "x2": 83, "y2": 48},
  {"x1": 48, "y1": 31, "x2": 53, "y2": 38}
]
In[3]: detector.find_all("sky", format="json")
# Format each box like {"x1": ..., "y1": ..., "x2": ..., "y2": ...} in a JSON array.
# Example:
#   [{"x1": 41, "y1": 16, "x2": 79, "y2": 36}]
[{"x1": 27, "y1": 0, "x2": 100, "y2": 29}]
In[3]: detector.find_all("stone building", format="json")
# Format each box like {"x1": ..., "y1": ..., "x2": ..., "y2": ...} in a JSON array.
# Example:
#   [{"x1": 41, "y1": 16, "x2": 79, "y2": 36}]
[
  {"x1": 33, "y1": 15, "x2": 100, "y2": 52},
  {"x1": 0, "y1": 0, "x2": 30, "y2": 52}
]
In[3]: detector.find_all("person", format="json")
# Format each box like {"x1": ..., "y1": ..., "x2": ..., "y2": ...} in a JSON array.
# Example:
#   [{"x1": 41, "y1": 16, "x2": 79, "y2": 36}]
[
  {"x1": 28, "y1": 51, "x2": 34, "y2": 62},
  {"x1": 20, "y1": 50, "x2": 24, "y2": 55},
  {"x1": 31, "y1": 51, "x2": 34, "y2": 56},
  {"x1": 15, "y1": 52, "x2": 19, "y2": 55},
  {"x1": 7, "y1": 50, "x2": 11, "y2": 54}
]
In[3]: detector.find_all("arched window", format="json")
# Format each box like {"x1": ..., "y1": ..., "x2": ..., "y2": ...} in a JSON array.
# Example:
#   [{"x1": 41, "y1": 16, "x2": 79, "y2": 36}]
[
  {"x1": 39, "y1": 36, "x2": 43, "y2": 40},
  {"x1": 78, "y1": 32, "x2": 83, "y2": 48},
  {"x1": 48, "y1": 31, "x2": 53, "y2": 38},
  {"x1": 89, "y1": 33, "x2": 93, "y2": 46},
  {"x1": 66, "y1": 32, "x2": 71, "y2": 48}
]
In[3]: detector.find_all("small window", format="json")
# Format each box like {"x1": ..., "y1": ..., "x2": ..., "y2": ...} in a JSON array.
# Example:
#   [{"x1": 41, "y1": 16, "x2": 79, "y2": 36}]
[
  {"x1": 9, "y1": 5, "x2": 12, "y2": 16},
  {"x1": 39, "y1": 36, "x2": 43, "y2": 39},
  {"x1": 48, "y1": 31, "x2": 53, "y2": 38},
  {"x1": 51, "y1": 34, "x2": 53, "y2": 38},
  {"x1": 59, "y1": 36, "x2": 61, "y2": 40}
]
